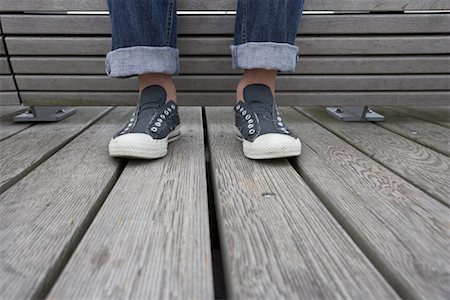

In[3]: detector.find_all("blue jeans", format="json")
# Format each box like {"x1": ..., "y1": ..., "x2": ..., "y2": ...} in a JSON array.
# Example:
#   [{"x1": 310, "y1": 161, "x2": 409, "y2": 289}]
[{"x1": 106, "y1": 0, "x2": 304, "y2": 77}]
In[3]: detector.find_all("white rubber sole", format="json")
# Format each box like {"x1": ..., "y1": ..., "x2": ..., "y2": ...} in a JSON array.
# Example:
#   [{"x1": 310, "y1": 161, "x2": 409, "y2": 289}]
[
  {"x1": 235, "y1": 128, "x2": 302, "y2": 159},
  {"x1": 109, "y1": 125, "x2": 181, "y2": 159}
]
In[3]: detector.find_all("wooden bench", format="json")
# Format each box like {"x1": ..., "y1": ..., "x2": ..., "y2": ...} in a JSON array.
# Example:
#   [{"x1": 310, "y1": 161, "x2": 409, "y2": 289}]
[
  {"x1": 0, "y1": 0, "x2": 450, "y2": 121},
  {"x1": 0, "y1": 0, "x2": 449, "y2": 120}
]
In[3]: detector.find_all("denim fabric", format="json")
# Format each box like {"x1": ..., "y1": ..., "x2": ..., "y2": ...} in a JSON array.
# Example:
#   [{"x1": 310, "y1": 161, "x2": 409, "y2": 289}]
[{"x1": 106, "y1": 0, "x2": 303, "y2": 77}]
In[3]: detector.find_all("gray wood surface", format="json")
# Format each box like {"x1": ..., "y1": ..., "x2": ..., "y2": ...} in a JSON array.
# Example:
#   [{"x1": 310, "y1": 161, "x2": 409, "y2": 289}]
[
  {"x1": 205, "y1": 107, "x2": 397, "y2": 299},
  {"x1": 10, "y1": 55, "x2": 450, "y2": 75},
  {"x1": 2, "y1": 14, "x2": 449, "y2": 35},
  {"x1": 0, "y1": 92, "x2": 20, "y2": 105},
  {"x1": 281, "y1": 107, "x2": 450, "y2": 299},
  {"x1": 19, "y1": 91, "x2": 450, "y2": 107},
  {"x1": 1, "y1": 0, "x2": 449, "y2": 11},
  {"x1": 0, "y1": 105, "x2": 30, "y2": 141},
  {"x1": 388, "y1": 106, "x2": 450, "y2": 129},
  {"x1": 0, "y1": 36, "x2": 5, "y2": 55},
  {"x1": 6, "y1": 36, "x2": 450, "y2": 55},
  {"x1": 0, "y1": 106, "x2": 111, "y2": 193},
  {"x1": 0, "y1": 75, "x2": 15, "y2": 90},
  {"x1": 372, "y1": 107, "x2": 450, "y2": 156},
  {"x1": 0, "y1": 107, "x2": 133, "y2": 299},
  {"x1": 298, "y1": 107, "x2": 450, "y2": 206},
  {"x1": 15, "y1": 75, "x2": 450, "y2": 92},
  {"x1": 48, "y1": 107, "x2": 214, "y2": 300},
  {"x1": 0, "y1": 57, "x2": 10, "y2": 74}
]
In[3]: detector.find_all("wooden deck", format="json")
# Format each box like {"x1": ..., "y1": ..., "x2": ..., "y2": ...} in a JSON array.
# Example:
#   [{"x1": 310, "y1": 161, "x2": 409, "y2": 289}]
[{"x1": 0, "y1": 105, "x2": 449, "y2": 299}]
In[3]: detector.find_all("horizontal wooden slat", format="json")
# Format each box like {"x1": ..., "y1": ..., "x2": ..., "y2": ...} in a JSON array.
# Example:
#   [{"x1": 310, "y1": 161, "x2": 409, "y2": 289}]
[
  {"x1": 0, "y1": 57, "x2": 10, "y2": 74},
  {"x1": 10, "y1": 56, "x2": 450, "y2": 75},
  {"x1": 0, "y1": 106, "x2": 30, "y2": 141},
  {"x1": 19, "y1": 91, "x2": 450, "y2": 106},
  {"x1": 0, "y1": 92, "x2": 20, "y2": 105},
  {"x1": 15, "y1": 75, "x2": 450, "y2": 91},
  {"x1": 6, "y1": 36, "x2": 450, "y2": 56},
  {"x1": 0, "y1": 36, "x2": 5, "y2": 55},
  {"x1": 1, "y1": 0, "x2": 449, "y2": 11},
  {"x1": 0, "y1": 75, "x2": 15, "y2": 90},
  {"x1": 2, "y1": 14, "x2": 449, "y2": 35}
]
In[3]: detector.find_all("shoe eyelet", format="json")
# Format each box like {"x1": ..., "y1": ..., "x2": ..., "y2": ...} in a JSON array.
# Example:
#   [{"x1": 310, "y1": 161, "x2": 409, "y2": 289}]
[
  {"x1": 278, "y1": 122, "x2": 284, "y2": 127},
  {"x1": 248, "y1": 119, "x2": 254, "y2": 124},
  {"x1": 249, "y1": 129, "x2": 255, "y2": 135},
  {"x1": 164, "y1": 110, "x2": 169, "y2": 115},
  {"x1": 157, "y1": 118, "x2": 162, "y2": 123},
  {"x1": 167, "y1": 107, "x2": 172, "y2": 113},
  {"x1": 239, "y1": 107, "x2": 244, "y2": 112},
  {"x1": 247, "y1": 124, "x2": 254, "y2": 129},
  {"x1": 151, "y1": 127, "x2": 158, "y2": 132},
  {"x1": 171, "y1": 104, "x2": 176, "y2": 109},
  {"x1": 242, "y1": 110, "x2": 247, "y2": 116},
  {"x1": 155, "y1": 122, "x2": 161, "y2": 127},
  {"x1": 245, "y1": 114, "x2": 251, "y2": 120},
  {"x1": 160, "y1": 114, "x2": 166, "y2": 119},
  {"x1": 236, "y1": 105, "x2": 241, "y2": 110},
  {"x1": 277, "y1": 116, "x2": 282, "y2": 121}
]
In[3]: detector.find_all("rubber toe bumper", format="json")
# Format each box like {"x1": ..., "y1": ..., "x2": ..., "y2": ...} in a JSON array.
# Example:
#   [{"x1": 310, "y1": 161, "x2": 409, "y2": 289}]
[{"x1": 243, "y1": 133, "x2": 302, "y2": 159}]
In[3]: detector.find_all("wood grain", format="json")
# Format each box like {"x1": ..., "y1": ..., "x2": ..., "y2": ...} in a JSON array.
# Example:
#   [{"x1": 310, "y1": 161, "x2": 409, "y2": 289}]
[
  {"x1": 14, "y1": 75, "x2": 450, "y2": 91},
  {"x1": 372, "y1": 107, "x2": 450, "y2": 156},
  {"x1": 2, "y1": 14, "x2": 449, "y2": 35},
  {"x1": 205, "y1": 107, "x2": 397, "y2": 299},
  {"x1": 0, "y1": 106, "x2": 112, "y2": 193},
  {"x1": 0, "y1": 105, "x2": 31, "y2": 141},
  {"x1": 0, "y1": 107, "x2": 132, "y2": 299},
  {"x1": 388, "y1": 106, "x2": 450, "y2": 129},
  {"x1": 281, "y1": 107, "x2": 450, "y2": 299},
  {"x1": 0, "y1": 0, "x2": 449, "y2": 11},
  {"x1": 0, "y1": 91, "x2": 20, "y2": 105},
  {"x1": 6, "y1": 36, "x2": 450, "y2": 55},
  {"x1": 298, "y1": 107, "x2": 450, "y2": 206},
  {"x1": 18, "y1": 91, "x2": 450, "y2": 107},
  {"x1": 10, "y1": 56, "x2": 450, "y2": 75},
  {"x1": 48, "y1": 107, "x2": 214, "y2": 300}
]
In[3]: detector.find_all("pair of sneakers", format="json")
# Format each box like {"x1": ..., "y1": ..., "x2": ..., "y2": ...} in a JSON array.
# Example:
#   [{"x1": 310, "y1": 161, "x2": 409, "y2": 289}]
[{"x1": 109, "y1": 84, "x2": 301, "y2": 160}]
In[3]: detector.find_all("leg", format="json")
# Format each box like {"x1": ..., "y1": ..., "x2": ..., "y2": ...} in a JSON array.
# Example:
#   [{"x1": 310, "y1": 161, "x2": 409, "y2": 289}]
[
  {"x1": 232, "y1": 0, "x2": 304, "y2": 159},
  {"x1": 107, "y1": 0, "x2": 181, "y2": 159}
]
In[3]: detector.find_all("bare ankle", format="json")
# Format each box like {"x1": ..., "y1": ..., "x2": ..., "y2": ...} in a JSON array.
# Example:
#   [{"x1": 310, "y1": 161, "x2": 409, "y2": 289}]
[
  {"x1": 138, "y1": 73, "x2": 177, "y2": 102},
  {"x1": 236, "y1": 69, "x2": 277, "y2": 102}
]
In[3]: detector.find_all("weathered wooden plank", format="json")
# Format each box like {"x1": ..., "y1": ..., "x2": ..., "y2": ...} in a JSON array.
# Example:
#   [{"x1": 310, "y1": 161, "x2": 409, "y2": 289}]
[
  {"x1": 19, "y1": 91, "x2": 450, "y2": 107},
  {"x1": 0, "y1": 106, "x2": 112, "y2": 193},
  {"x1": 15, "y1": 75, "x2": 450, "y2": 91},
  {"x1": 0, "y1": 92, "x2": 20, "y2": 105},
  {"x1": 0, "y1": 37, "x2": 5, "y2": 55},
  {"x1": 0, "y1": 75, "x2": 15, "y2": 90},
  {"x1": 388, "y1": 106, "x2": 450, "y2": 128},
  {"x1": 1, "y1": 0, "x2": 449, "y2": 11},
  {"x1": 372, "y1": 107, "x2": 450, "y2": 156},
  {"x1": 2, "y1": 14, "x2": 449, "y2": 35},
  {"x1": 0, "y1": 107, "x2": 132, "y2": 299},
  {"x1": 281, "y1": 107, "x2": 450, "y2": 299},
  {"x1": 6, "y1": 36, "x2": 450, "y2": 56},
  {"x1": 10, "y1": 56, "x2": 450, "y2": 75},
  {"x1": 298, "y1": 107, "x2": 450, "y2": 206},
  {"x1": 48, "y1": 107, "x2": 214, "y2": 300},
  {"x1": 0, "y1": 57, "x2": 10, "y2": 74},
  {"x1": 205, "y1": 107, "x2": 397, "y2": 299},
  {"x1": 0, "y1": 105, "x2": 30, "y2": 141}
]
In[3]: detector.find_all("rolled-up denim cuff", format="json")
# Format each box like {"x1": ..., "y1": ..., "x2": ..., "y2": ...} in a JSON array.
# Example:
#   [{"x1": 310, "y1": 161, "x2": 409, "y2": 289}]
[
  {"x1": 231, "y1": 42, "x2": 299, "y2": 72},
  {"x1": 105, "y1": 46, "x2": 179, "y2": 77}
]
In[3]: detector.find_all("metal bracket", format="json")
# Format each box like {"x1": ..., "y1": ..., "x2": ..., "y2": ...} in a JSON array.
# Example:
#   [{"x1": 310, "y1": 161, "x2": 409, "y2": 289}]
[
  {"x1": 14, "y1": 106, "x2": 77, "y2": 122},
  {"x1": 326, "y1": 106, "x2": 384, "y2": 122}
]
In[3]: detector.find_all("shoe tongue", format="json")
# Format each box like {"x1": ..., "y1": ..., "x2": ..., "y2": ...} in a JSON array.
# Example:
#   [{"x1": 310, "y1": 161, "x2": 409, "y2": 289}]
[
  {"x1": 139, "y1": 85, "x2": 167, "y2": 109},
  {"x1": 243, "y1": 84, "x2": 274, "y2": 105},
  {"x1": 132, "y1": 85, "x2": 166, "y2": 133}
]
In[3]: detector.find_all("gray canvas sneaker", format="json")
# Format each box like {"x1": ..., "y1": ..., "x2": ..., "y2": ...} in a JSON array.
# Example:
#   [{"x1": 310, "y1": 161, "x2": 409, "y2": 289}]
[
  {"x1": 234, "y1": 84, "x2": 301, "y2": 159},
  {"x1": 109, "y1": 85, "x2": 181, "y2": 159}
]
